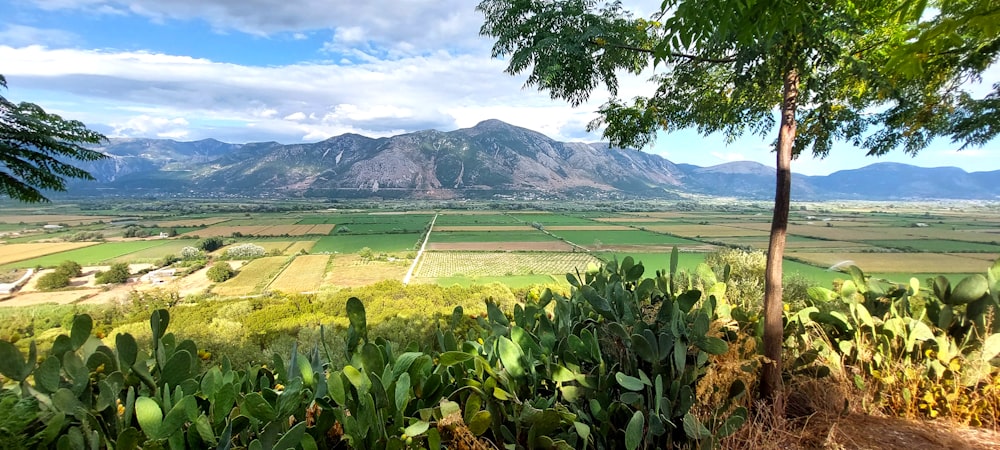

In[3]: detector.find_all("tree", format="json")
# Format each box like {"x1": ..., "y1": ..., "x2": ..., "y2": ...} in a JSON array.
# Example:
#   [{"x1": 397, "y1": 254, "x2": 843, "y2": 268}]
[
  {"x1": 197, "y1": 237, "x2": 225, "y2": 252},
  {"x1": 54, "y1": 260, "x2": 83, "y2": 278},
  {"x1": 0, "y1": 74, "x2": 108, "y2": 202},
  {"x1": 206, "y1": 262, "x2": 235, "y2": 283},
  {"x1": 95, "y1": 263, "x2": 130, "y2": 284},
  {"x1": 477, "y1": 0, "x2": 978, "y2": 409},
  {"x1": 36, "y1": 271, "x2": 71, "y2": 291}
]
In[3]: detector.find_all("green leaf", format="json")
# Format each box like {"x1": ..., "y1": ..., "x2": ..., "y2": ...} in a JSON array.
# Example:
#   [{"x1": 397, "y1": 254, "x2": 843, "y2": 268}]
[
  {"x1": 116, "y1": 333, "x2": 138, "y2": 370},
  {"x1": 35, "y1": 356, "x2": 61, "y2": 394},
  {"x1": 150, "y1": 309, "x2": 169, "y2": 341},
  {"x1": 950, "y1": 274, "x2": 989, "y2": 305},
  {"x1": 160, "y1": 349, "x2": 193, "y2": 388},
  {"x1": 988, "y1": 259, "x2": 1000, "y2": 302},
  {"x1": 696, "y1": 336, "x2": 729, "y2": 355},
  {"x1": 468, "y1": 411, "x2": 492, "y2": 436},
  {"x1": 404, "y1": 420, "x2": 430, "y2": 437},
  {"x1": 625, "y1": 410, "x2": 644, "y2": 450},
  {"x1": 497, "y1": 337, "x2": 525, "y2": 378},
  {"x1": 487, "y1": 301, "x2": 509, "y2": 327},
  {"x1": 134, "y1": 397, "x2": 163, "y2": 438},
  {"x1": 70, "y1": 314, "x2": 92, "y2": 350},
  {"x1": 438, "y1": 351, "x2": 473, "y2": 367},
  {"x1": 615, "y1": 372, "x2": 645, "y2": 391},
  {"x1": 573, "y1": 421, "x2": 591, "y2": 444},
  {"x1": 0, "y1": 340, "x2": 27, "y2": 381},
  {"x1": 241, "y1": 393, "x2": 275, "y2": 422},
  {"x1": 683, "y1": 412, "x2": 711, "y2": 439},
  {"x1": 395, "y1": 372, "x2": 411, "y2": 413},
  {"x1": 273, "y1": 422, "x2": 307, "y2": 450}
]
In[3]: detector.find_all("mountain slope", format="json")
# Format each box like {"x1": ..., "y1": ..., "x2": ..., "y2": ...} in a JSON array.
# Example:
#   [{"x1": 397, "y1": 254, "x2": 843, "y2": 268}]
[{"x1": 63, "y1": 121, "x2": 1000, "y2": 200}]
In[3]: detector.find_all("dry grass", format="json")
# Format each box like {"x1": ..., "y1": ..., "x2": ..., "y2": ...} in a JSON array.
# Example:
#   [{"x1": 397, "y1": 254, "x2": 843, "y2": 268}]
[
  {"x1": 544, "y1": 225, "x2": 633, "y2": 231},
  {"x1": 0, "y1": 289, "x2": 101, "y2": 307},
  {"x1": 593, "y1": 217, "x2": 667, "y2": 223},
  {"x1": 323, "y1": 254, "x2": 409, "y2": 287},
  {"x1": 0, "y1": 242, "x2": 99, "y2": 265},
  {"x1": 285, "y1": 241, "x2": 317, "y2": 254},
  {"x1": 414, "y1": 251, "x2": 599, "y2": 278},
  {"x1": 138, "y1": 217, "x2": 230, "y2": 227},
  {"x1": 268, "y1": 254, "x2": 330, "y2": 293},
  {"x1": 212, "y1": 256, "x2": 288, "y2": 296}
]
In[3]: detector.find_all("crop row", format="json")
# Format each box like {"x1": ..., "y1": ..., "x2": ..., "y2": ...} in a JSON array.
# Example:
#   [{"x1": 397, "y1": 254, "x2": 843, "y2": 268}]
[{"x1": 414, "y1": 251, "x2": 600, "y2": 277}]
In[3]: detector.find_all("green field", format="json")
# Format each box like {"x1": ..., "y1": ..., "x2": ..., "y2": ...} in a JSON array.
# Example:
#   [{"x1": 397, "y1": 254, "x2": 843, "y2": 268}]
[
  {"x1": 1, "y1": 241, "x2": 173, "y2": 269},
  {"x1": 594, "y1": 252, "x2": 707, "y2": 273},
  {"x1": 550, "y1": 230, "x2": 700, "y2": 246},
  {"x1": 429, "y1": 230, "x2": 558, "y2": 243},
  {"x1": 861, "y1": 239, "x2": 1000, "y2": 253},
  {"x1": 434, "y1": 214, "x2": 522, "y2": 226},
  {"x1": 111, "y1": 239, "x2": 200, "y2": 262},
  {"x1": 507, "y1": 213, "x2": 598, "y2": 226},
  {"x1": 313, "y1": 233, "x2": 422, "y2": 253},
  {"x1": 299, "y1": 213, "x2": 433, "y2": 234}
]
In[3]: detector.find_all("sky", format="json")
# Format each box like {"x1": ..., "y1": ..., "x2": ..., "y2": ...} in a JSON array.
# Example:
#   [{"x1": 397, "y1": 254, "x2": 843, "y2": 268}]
[{"x1": 0, "y1": 0, "x2": 997, "y2": 176}]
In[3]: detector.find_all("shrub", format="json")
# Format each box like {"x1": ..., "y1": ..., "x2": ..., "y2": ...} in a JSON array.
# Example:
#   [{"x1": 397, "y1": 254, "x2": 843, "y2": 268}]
[
  {"x1": 54, "y1": 260, "x2": 82, "y2": 278},
  {"x1": 35, "y1": 272, "x2": 70, "y2": 291},
  {"x1": 206, "y1": 262, "x2": 235, "y2": 283},
  {"x1": 95, "y1": 262, "x2": 130, "y2": 284},
  {"x1": 197, "y1": 236, "x2": 224, "y2": 252},
  {"x1": 180, "y1": 246, "x2": 203, "y2": 260},
  {"x1": 224, "y1": 243, "x2": 266, "y2": 260}
]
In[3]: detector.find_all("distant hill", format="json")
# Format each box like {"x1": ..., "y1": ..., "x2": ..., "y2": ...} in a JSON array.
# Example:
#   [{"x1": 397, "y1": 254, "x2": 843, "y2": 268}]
[{"x1": 65, "y1": 120, "x2": 1000, "y2": 200}]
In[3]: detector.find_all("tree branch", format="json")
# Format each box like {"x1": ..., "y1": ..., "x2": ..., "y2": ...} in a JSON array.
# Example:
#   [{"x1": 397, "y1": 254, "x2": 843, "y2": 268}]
[{"x1": 589, "y1": 40, "x2": 736, "y2": 63}]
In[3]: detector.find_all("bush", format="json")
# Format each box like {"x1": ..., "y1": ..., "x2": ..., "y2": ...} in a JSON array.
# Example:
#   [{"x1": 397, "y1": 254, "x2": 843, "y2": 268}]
[
  {"x1": 223, "y1": 243, "x2": 266, "y2": 260},
  {"x1": 95, "y1": 263, "x2": 130, "y2": 284},
  {"x1": 206, "y1": 262, "x2": 235, "y2": 283},
  {"x1": 35, "y1": 272, "x2": 70, "y2": 291},
  {"x1": 54, "y1": 260, "x2": 82, "y2": 278},
  {"x1": 197, "y1": 236, "x2": 224, "y2": 252},
  {"x1": 180, "y1": 246, "x2": 203, "y2": 260}
]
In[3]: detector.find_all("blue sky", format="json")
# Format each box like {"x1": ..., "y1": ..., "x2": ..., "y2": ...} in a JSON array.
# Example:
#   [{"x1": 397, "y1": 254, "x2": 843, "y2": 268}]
[{"x1": 1, "y1": 0, "x2": 996, "y2": 176}]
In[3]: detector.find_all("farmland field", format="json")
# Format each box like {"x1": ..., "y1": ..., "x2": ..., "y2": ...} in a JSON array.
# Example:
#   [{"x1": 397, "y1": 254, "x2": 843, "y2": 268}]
[
  {"x1": 313, "y1": 234, "x2": 422, "y2": 253},
  {"x1": 861, "y1": 239, "x2": 1000, "y2": 252},
  {"x1": 428, "y1": 274, "x2": 560, "y2": 288},
  {"x1": 789, "y1": 252, "x2": 990, "y2": 273},
  {"x1": 507, "y1": 213, "x2": 597, "y2": 226},
  {"x1": 434, "y1": 213, "x2": 522, "y2": 226},
  {"x1": 182, "y1": 224, "x2": 333, "y2": 237},
  {"x1": 212, "y1": 256, "x2": 288, "y2": 296},
  {"x1": 429, "y1": 230, "x2": 559, "y2": 243},
  {"x1": 0, "y1": 242, "x2": 100, "y2": 265},
  {"x1": 548, "y1": 230, "x2": 701, "y2": 247},
  {"x1": 300, "y1": 213, "x2": 432, "y2": 234},
  {"x1": 414, "y1": 251, "x2": 600, "y2": 278},
  {"x1": 268, "y1": 254, "x2": 330, "y2": 292},
  {"x1": 1, "y1": 241, "x2": 173, "y2": 269},
  {"x1": 110, "y1": 239, "x2": 199, "y2": 262},
  {"x1": 0, "y1": 215, "x2": 117, "y2": 225}
]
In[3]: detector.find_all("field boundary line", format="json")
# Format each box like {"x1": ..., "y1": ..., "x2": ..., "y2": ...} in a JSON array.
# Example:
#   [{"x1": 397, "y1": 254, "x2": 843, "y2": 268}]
[{"x1": 403, "y1": 214, "x2": 437, "y2": 285}]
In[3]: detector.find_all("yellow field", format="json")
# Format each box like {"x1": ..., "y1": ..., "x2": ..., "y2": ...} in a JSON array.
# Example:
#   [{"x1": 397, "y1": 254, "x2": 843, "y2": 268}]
[
  {"x1": 212, "y1": 256, "x2": 288, "y2": 296},
  {"x1": 268, "y1": 255, "x2": 330, "y2": 292},
  {"x1": 734, "y1": 223, "x2": 916, "y2": 241},
  {"x1": 285, "y1": 241, "x2": 317, "y2": 254},
  {"x1": 790, "y1": 252, "x2": 990, "y2": 273},
  {"x1": 0, "y1": 242, "x2": 99, "y2": 265},
  {"x1": 0, "y1": 215, "x2": 117, "y2": 225},
  {"x1": 323, "y1": 255, "x2": 410, "y2": 287},
  {"x1": 0, "y1": 289, "x2": 101, "y2": 307},
  {"x1": 593, "y1": 217, "x2": 666, "y2": 223},
  {"x1": 909, "y1": 229, "x2": 1000, "y2": 244}
]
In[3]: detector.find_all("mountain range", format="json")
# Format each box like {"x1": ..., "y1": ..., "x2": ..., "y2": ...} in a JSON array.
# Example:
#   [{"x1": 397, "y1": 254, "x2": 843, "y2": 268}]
[{"x1": 65, "y1": 119, "x2": 1000, "y2": 201}]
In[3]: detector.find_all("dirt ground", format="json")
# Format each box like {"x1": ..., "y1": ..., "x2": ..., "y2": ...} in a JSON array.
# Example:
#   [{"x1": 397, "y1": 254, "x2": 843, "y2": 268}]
[{"x1": 769, "y1": 413, "x2": 1000, "y2": 450}]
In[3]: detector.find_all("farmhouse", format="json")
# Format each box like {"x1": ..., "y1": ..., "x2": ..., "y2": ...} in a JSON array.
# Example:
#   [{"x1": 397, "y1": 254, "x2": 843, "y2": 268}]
[{"x1": 141, "y1": 268, "x2": 176, "y2": 284}]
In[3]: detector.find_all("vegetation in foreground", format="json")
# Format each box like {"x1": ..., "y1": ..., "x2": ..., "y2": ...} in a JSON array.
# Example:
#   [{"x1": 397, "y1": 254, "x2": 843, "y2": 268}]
[{"x1": 0, "y1": 252, "x2": 998, "y2": 449}]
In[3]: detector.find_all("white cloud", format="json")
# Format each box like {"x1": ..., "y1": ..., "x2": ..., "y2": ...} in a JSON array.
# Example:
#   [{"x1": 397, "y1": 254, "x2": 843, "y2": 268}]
[
  {"x1": 110, "y1": 115, "x2": 189, "y2": 138},
  {"x1": 0, "y1": 24, "x2": 78, "y2": 47},
  {"x1": 283, "y1": 111, "x2": 306, "y2": 121}
]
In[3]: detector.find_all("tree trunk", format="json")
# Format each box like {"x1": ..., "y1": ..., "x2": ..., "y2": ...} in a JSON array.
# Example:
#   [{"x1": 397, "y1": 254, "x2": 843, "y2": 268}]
[{"x1": 760, "y1": 68, "x2": 799, "y2": 415}]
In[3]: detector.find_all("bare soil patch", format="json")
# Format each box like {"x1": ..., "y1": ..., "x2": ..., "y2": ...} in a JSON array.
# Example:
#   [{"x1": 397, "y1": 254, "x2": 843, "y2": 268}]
[
  {"x1": 324, "y1": 254, "x2": 409, "y2": 287},
  {"x1": 0, "y1": 289, "x2": 102, "y2": 307}
]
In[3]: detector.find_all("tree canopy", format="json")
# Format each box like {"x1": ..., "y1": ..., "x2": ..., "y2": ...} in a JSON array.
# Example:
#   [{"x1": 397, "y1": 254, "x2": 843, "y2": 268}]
[
  {"x1": 478, "y1": 0, "x2": 997, "y2": 408},
  {"x1": 0, "y1": 74, "x2": 107, "y2": 203}
]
